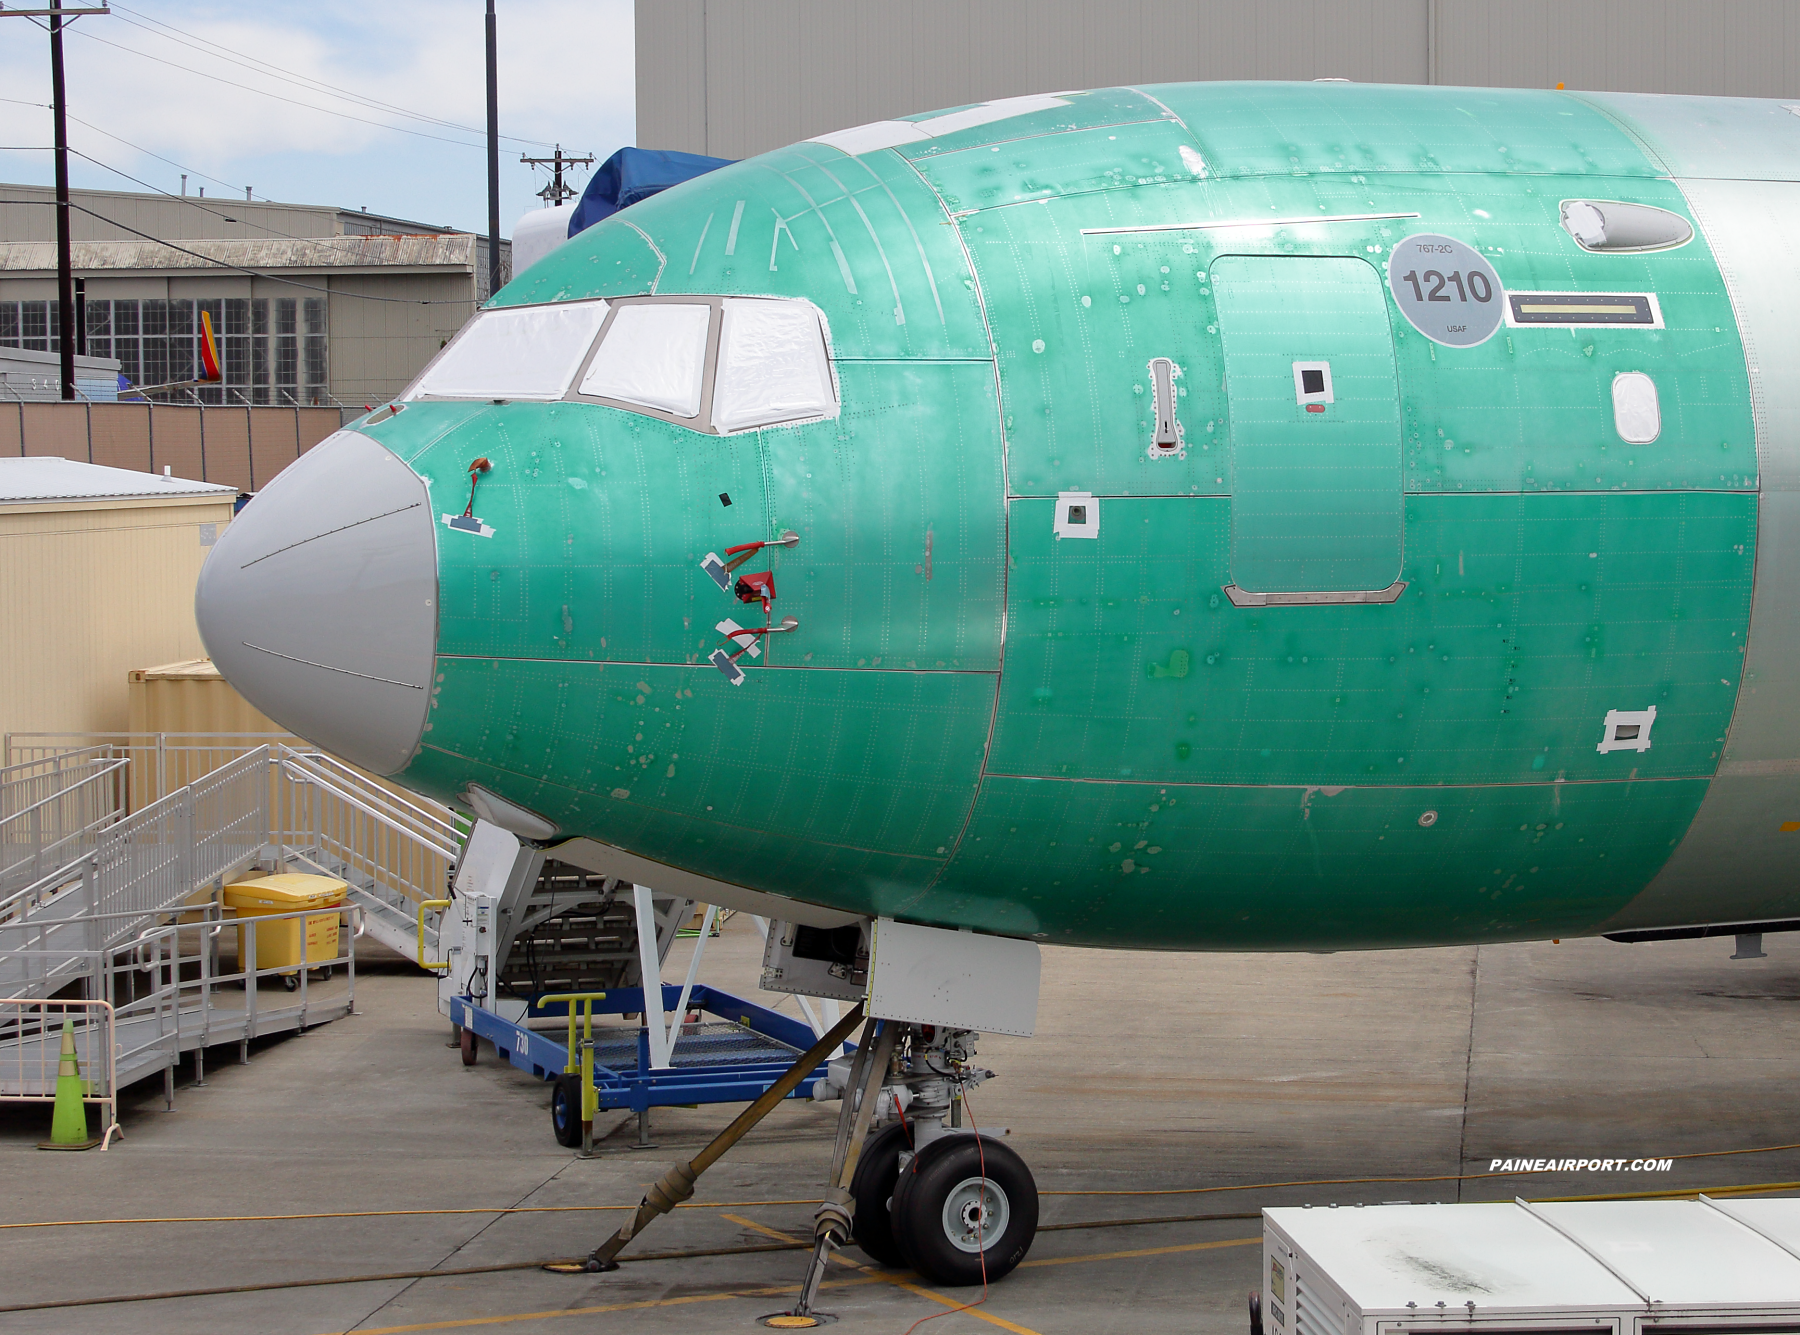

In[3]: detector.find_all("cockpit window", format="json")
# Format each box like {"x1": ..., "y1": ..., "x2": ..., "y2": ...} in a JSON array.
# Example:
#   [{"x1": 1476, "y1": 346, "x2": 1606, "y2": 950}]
[
  {"x1": 404, "y1": 300, "x2": 608, "y2": 401},
  {"x1": 404, "y1": 293, "x2": 838, "y2": 434},
  {"x1": 578, "y1": 302, "x2": 712, "y2": 417},
  {"x1": 711, "y1": 299, "x2": 836, "y2": 433}
]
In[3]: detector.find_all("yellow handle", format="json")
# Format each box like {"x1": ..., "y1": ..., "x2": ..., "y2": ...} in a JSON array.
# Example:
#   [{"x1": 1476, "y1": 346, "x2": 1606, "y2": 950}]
[
  {"x1": 533, "y1": 991, "x2": 609, "y2": 1008},
  {"x1": 535, "y1": 993, "x2": 607, "y2": 1119},
  {"x1": 418, "y1": 899, "x2": 451, "y2": 973}
]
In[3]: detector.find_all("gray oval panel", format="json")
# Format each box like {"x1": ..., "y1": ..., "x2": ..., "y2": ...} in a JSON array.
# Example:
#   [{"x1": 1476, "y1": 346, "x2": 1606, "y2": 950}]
[{"x1": 1387, "y1": 234, "x2": 1503, "y2": 347}]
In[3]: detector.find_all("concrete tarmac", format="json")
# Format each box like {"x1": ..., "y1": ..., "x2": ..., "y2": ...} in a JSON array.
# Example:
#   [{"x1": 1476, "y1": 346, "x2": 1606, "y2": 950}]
[{"x1": 2, "y1": 917, "x2": 1797, "y2": 1335}]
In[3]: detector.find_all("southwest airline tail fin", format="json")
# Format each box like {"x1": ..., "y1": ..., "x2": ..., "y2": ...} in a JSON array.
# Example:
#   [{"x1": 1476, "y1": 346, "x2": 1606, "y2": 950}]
[{"x1": 198, "y1": 310, "x2": 222, "y2": 382}]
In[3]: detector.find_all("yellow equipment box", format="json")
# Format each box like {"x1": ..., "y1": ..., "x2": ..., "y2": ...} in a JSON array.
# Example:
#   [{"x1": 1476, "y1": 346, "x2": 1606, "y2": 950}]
[{"x1": 224, "y1": 874, "x2": 348, "y2": 984}]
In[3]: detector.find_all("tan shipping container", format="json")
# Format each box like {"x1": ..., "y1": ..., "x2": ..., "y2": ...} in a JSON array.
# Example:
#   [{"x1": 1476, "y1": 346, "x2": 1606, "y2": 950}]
[{"x1": 0, "y1": 462, "x2": 237, "y2": 747}]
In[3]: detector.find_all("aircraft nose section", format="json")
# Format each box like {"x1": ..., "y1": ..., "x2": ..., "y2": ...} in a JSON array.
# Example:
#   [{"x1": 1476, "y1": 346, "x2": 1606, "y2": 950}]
[{"x1": 195, "y1": 429, "x2": 437, "y2": 775}]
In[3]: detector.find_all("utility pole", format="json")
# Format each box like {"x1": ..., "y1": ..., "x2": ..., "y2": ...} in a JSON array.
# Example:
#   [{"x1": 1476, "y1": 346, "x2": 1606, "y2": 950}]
[
  {"x1": 485, "y1": 0, "x2": 501, "y2": 300},
  {"x1": 520, "y1": 145, "x2": 593, "y2": 206},
  {"x1": 0, "y1": 3, "x2": 110, "y2": 400},
  {"x1": 49, "y1": 0, "x2": 73, "y2": 398}
]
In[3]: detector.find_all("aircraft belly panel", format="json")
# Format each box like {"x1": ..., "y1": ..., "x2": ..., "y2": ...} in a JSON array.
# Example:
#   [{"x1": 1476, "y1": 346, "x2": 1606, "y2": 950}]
[
  {"x1": 929, "y1": 774, "x2": 1708, "y2": 949},
  {"x1": 1212, "y1": 255, "x2": 1402, "y2": 593},
  {"x1": 406, "y1": 658, "x2": 994, "y2": 911},
  {"x1": 990, "y1": 493, "x2": 1753, "y2": 788}
]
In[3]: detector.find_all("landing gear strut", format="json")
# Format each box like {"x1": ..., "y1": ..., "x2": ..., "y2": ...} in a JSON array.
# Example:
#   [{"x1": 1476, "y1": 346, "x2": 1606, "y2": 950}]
[{"x1": 784, "y1": 1021, "x2": 1038, "y2": 1321}]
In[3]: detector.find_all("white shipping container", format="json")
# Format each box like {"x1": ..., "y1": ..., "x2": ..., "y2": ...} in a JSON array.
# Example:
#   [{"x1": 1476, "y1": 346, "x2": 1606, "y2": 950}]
[{"x1": 1263, "y1": 1199, "x2": 1800, "y2": 1335}]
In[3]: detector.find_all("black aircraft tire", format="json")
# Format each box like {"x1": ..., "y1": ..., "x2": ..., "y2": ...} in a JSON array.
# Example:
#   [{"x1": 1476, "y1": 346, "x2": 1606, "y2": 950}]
[
  {"x1": 550, "y1": 1073, "x2": 583, "y2": 1148},
  {"x1": 891, "y1": 1135, "x2": 1037, "y2": 1287},
  {"x1": 849, "y1": 1120, "x2": 913, "y2": 1266}
]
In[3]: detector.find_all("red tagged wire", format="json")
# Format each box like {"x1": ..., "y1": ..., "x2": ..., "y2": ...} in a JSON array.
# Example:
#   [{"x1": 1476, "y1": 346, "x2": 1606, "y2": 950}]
[
  {"x1": 896, "y1": 1086, "x2": 991, "y2": 1335},
  {"x1": 461, "y1": 457, "x2": 491, "y2": 518}
]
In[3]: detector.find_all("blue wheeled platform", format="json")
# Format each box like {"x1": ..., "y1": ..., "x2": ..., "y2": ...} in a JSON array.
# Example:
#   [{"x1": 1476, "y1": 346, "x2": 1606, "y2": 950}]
[{"x1": 448, "y1": 982, "x2": 845, "y2": 1114}]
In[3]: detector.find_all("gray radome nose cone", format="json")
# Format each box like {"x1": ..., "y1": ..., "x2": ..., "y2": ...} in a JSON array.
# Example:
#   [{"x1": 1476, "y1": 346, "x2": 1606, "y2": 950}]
[{"x1": 196, "y1": 429, "x2": 437, "y2": 775}]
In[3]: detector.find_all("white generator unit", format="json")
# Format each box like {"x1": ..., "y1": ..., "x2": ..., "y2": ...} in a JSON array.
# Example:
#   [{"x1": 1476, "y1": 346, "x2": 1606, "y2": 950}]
[{"x1": 1262, "y1": 1198, "x2": 1800, "y2": 1335}]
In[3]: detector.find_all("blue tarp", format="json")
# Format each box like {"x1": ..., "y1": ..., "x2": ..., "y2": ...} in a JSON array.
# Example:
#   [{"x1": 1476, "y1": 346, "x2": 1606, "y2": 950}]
[{"x1": 567, "y1": 147, "x2": 735, "y2": 238}]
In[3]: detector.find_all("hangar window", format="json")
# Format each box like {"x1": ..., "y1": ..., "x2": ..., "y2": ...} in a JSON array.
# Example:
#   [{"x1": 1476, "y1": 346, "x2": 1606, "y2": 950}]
[
  {"x1": 579, "y1": 301, "x2": 714, "y2": 418},
  {"x1": 405, "y1": 300, "x2": 609, "y2": 401},
  {"x1": 710, "y1": 298, "x2": 836, "y2": 433}
]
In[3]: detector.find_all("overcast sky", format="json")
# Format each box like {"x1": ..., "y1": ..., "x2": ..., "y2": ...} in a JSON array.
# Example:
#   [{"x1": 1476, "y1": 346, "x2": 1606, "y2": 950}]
[{"x1": 0, "y1": 0, "x2": 634, "y2": 234}]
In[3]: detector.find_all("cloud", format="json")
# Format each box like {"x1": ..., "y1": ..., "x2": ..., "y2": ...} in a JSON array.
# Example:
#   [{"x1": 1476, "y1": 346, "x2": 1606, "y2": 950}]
[{"x1": 0, "y1": 0, "x2": 634, "y2": 230}]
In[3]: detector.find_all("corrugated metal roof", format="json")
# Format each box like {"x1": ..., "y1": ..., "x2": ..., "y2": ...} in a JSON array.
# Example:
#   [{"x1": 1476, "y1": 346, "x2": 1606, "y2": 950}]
[
  {"x1": 0, "y1": 233, "x2": 479, "y2": 274},
  {"x1": 0, "y1": 456, "x2": 236, "y2": 503}
]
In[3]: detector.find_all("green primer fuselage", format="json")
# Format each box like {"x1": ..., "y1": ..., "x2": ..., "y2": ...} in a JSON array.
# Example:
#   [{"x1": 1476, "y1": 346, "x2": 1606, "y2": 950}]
[{"x1": 360, "y1": 83, "x2": 1800, "y2": 950}]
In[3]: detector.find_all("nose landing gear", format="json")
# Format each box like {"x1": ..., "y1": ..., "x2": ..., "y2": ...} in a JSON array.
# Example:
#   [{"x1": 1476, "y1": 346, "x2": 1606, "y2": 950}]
[{"x1": 786, "y1": 1021, "x2": 1038, "y2": 1321}]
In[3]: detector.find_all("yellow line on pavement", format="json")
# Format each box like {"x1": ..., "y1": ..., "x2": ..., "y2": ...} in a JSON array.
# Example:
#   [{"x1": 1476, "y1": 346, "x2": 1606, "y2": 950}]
[
  {"x1": 723, "y1": 1213, "x2": 1045, "y2": 1335},
  {"x1": 315, "y1": 1276, "x2": 888, "y2": 1335},
  {"x1": 1019, "y1": 1236, "x2": 1261, "y2": 1268},
  {"x1": 315, "y1": 1217, "x2": 1256, "y2": 1334}
]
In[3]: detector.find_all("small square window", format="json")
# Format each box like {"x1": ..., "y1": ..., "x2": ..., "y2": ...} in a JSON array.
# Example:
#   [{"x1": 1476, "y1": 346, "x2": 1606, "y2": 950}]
[
  {"x1": 1054, "y1": 490, "x2": 1098, "y2": 539},
  {"x1": 1292, "y1": 360, "x2": 1333, "y2": 406},
  {"x1": 1597, "y1": 706, "x2": 1656, "y2": 754}
]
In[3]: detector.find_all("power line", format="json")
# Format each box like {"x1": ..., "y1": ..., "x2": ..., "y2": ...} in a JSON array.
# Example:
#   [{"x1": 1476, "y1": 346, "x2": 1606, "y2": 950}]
[
  {"x1": 7, "y1": 98, "x2": 475, "y2": 244},
  {"x1": 67, "y1": 25, "x2": 507, "y2": 152},
  {"x1": 61, "y1": 143, "x2": 461, "y2": 250},
  {"x1": 105, "y1": 1, "x2": 560, "y2": 151}
]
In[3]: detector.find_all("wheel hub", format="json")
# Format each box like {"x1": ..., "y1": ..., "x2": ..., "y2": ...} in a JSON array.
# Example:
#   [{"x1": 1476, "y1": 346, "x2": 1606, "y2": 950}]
[{"x1": 941, "y1": 1174, "x2": 1009, "y2": 1253}]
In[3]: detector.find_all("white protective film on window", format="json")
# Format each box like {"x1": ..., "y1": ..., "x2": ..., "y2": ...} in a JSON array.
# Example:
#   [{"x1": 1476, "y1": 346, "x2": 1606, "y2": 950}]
[
  {"x1": 710, "y1": 298, "x2": 836, "y2": 433},
  {"x1": 1612, "y1": 371, "x2": 1661, "y2": 443},
  {"x1": 407, "y1": 301, "x2": 608, "y2": 401},
  {"x1": 579, "y1": 303, "x2": 712, "y2": 417}
]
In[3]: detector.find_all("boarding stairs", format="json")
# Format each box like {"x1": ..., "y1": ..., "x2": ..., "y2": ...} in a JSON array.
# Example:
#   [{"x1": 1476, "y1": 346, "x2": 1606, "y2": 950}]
[{"x1": 0, "y1": 743, "x2": 465, "y2": 1104}]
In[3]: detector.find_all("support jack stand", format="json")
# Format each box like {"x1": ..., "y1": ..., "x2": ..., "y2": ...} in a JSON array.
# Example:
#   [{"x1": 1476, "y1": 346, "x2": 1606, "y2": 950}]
[
  {"x1": 547, "y1": 1004, "x2": 866, "y2": 1276},
  {"x1": 767, "y1": 1018, "x2": 897, "y2": 1327}
]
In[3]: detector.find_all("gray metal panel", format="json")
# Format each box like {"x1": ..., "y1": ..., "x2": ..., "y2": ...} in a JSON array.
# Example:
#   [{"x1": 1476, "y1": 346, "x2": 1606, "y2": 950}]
[
  {"x1": 638, "y1": 0, "x2": 1800, "y2": 160},
  {"x1": 1603, "y1": 177, "x2": 1800, "y2": 932},
  {"x1": 639, "y1": 0, "x2": 1432, "y2": 159},
  {"x1": 635, "y1": 0, "x2": 709, "y2": 152},
  {"x1": 1433, "y1": 1, "x2": 1800, "y2": 98}
]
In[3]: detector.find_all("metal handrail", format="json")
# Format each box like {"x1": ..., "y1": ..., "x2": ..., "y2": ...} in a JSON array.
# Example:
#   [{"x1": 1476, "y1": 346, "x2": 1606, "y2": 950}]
[
  {"x1": 0, "y1": 996, "x2": 121, "y2": 1149},
  {"x1": 283, "y1": 747, "x2": 462, "y2": 835},
  {"x1": 0, "y1": 741, "x2": 458, "y2": 1001},
  {"x1": 0, "y1": 758, "x2": 129, "y2": 826},
  {"x1": 277, "y1": 749, "x2": 461, "y2": 858}
]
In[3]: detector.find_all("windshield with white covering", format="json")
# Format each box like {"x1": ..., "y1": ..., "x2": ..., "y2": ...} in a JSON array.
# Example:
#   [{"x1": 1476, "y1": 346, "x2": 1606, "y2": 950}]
[
  {"x1": 403, "y1": 295, "x2": 837, "y2": 435},
  {"x1": 405, "y1": 301, "x2": 608, "y2": 401}
]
